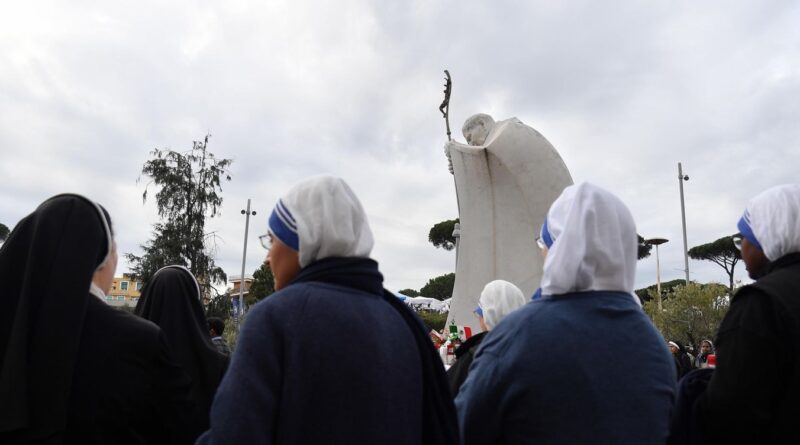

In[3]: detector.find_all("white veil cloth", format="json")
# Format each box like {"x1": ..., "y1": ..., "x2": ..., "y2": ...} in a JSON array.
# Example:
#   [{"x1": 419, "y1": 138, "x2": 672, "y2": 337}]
[
  {"x1": 540, "y1": 182, "x2": 639, "y2": 304},
  {"x1": 737, "y1": 184, "x2": 800, "y2": 261},
  {"x1": 478, "y1": 280, "x2": 527, "y2": 330},
  {"x1": 269, "y1": 175, "x2": 375, "y2": 268}
]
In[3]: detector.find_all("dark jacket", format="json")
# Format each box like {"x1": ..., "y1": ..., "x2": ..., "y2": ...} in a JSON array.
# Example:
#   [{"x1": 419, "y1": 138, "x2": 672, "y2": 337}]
[
  {"x1": 446, "y1": 331, "x2": 488, "y2": 397},
  {"x1": 698, "y1": 253, "x2": 800, "y2": 444},
  {"x1": 668, "y1": 368, "x2": 714, "y2": 445},
  {"x1": 135, "y1": 266, "x2": 228, "y2": 438},
  {"x1": 198, "y1": 257, "x2": 457, "y2": 445},
  {"x1": 455, "y1": 291, "x2": 676, "y2": 445},
  {"x1": 0, "y1": 194, "x2": 194, "y2": 444},
  {"x1": 676, "y1": 348, "x2": 694, "y2": 379},
  {"x1": 64, "y1": 297, "x2": 195, "y2": 444},
  {"x1": 1, "y1": 296, "x2": 195, "y2": 445}
]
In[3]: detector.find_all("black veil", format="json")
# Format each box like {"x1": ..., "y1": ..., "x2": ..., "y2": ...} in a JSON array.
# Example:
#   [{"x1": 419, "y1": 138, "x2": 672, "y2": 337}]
[
  {"x1": 134, "y1": 265, "x2": 227, "y2": 432},
  {"x1": 0, "y1": 194, "x2": 112, "y2": 439}
]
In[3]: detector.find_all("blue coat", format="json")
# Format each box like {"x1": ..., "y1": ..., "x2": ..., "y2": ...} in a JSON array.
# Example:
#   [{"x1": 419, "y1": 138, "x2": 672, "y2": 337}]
[
  {"x1": 455, "y1": 291, "x2": 675, "y2": 445},
  {"x1": 198, "y1": 257, "x2": 457, "y2": 445}
]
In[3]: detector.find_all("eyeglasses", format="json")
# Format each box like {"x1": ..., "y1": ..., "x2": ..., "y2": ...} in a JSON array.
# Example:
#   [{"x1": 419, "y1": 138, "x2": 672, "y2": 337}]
[
  {"x1": 732, "y1": 234, "x2": 743, "y2": 251},
  {"x1": 536, "y1": 236, "x2": 546, "y2": 250},
  {"x1": 259, "y1": 233, "x2": 273, "y2": 251}
]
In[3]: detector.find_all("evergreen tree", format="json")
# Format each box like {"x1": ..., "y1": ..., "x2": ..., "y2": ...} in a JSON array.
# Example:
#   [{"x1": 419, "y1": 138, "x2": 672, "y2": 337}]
[
  {"x1": 125, "y1": 135, "x2": 232, "y2": 298},
  {"x1": 428, "y1": 218, "x2": 459, "y2": 250},
  {"x1": 420, "y1": 273, "x2": 455, "y2": 301},
  {"x1": 637, "y1": 235, "x2": 653, "y2": 260},
  {"x1": 246, "y1": 263, "x2": 275, "y2": 305},
  {"x1": 688, "y1": 235, "x2": 741, "y2": 294}
]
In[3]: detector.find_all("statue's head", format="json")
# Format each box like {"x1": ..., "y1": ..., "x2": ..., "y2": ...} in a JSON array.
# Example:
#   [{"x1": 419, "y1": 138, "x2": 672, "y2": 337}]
[{"x1": 462, "y1": 114, "x2": 495, "y2": 146}]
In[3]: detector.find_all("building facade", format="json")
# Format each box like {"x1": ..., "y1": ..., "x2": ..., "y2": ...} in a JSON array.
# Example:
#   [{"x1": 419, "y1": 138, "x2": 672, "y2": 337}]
[
  {"x1": 106, "y1": 273, "x2": 143, "y2": 308},
  {"x1": 228, "y1": 274, "x2": 253, "y2": 298}
]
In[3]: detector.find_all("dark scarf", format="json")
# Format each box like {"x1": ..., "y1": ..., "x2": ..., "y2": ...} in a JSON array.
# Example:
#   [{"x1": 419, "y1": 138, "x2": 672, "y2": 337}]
[
  {"x1": 0, "y1": 195, "x2": 111, "y2": 440},
  {"x1": 291, "y1": 257, "x2": 459, "y2": 445},
  {"x1": 134, "y1": 266, "x2": 227, "y2": 431},
  {"x1": 765, "y1": 252, "x2": 800, "y2": 275}
]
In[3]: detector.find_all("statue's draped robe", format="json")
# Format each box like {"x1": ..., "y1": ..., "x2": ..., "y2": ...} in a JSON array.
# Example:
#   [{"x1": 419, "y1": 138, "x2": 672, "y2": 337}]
[{"x1": 447, "y1": 118, "x2": 573, "y2": 331}]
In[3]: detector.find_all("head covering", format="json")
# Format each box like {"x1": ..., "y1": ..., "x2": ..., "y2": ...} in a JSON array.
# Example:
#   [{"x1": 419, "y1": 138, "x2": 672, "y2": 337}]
[
  {"x1": 701, "y1": 339, "x2": 714, "y2": 350},
  {"x1": 539, "y1": 182, "x2": 639, "y2": 302},
  {"x1": 668, "y1": 341, "x2": 680, "y2": 349},
  {"x1": 134, "y1": 265, "x2": 226, "y2": 428},
  {"x1": 268, "y1": 175, "x2": 374, "y2": 268},
  {"x1": 478, "y1": 280, "x2": 527, "y2": 330},
  {"x1": 0, "y1": 194, "x2": 112, "y2": 438},
  {"x1": 737, "y1": 184, "x2": 800, "y2": 261}
]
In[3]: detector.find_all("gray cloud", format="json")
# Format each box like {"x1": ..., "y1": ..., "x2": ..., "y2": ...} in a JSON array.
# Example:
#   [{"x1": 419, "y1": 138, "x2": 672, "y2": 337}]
[{"x1": 2, "y1": 0, "x2": 799, "y2": 295}]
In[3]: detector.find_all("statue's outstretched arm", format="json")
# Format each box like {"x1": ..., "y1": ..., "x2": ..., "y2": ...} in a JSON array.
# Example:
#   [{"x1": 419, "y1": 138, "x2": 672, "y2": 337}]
[{"x1": 444, "y1": 140, "x2": 488, "y2": 174}]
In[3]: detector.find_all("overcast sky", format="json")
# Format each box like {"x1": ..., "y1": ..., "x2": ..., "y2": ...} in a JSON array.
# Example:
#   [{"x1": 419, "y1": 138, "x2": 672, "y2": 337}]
[{"x1": 2, "y1": 1, "x2": 799, "y2": 294}]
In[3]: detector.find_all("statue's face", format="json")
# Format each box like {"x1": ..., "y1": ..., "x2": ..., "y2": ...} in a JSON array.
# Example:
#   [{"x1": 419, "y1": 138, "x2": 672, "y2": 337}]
[{"x1": 464, "y1": 121, "x2": 489, "y2": 146}]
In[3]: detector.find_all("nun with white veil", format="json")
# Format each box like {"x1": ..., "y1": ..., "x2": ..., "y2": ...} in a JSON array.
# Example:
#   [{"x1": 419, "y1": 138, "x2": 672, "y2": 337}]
[
  {"x1": 697, "y1": 184, "x2": 800, "y2": 444},
  {"x1": 199, "y1": 175, "x2": 457, "y2": 445},
  {"x1": 455, "y1": 182, "x2": 675, "y2": 445},
  {"x1": 446, "y1": 280, "x2": 527, "y2": 397}
]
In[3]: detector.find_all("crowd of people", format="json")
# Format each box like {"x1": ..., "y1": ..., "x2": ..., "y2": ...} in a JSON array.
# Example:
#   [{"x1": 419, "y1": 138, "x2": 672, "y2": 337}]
[
  {"x1": 667, "y1": 339, "x2": 716, "y2": 380},
  {"x1": 0, "y1": 176, "x2": 798, "y2": 444}
]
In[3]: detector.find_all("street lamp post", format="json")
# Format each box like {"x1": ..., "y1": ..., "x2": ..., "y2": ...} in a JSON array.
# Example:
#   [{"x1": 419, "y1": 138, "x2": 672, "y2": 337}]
[
  {"x1": 239, "y1": 199, "x2": 256, "y2": 318},
  {"x1": 678, "y1": 162, "x2": 690, "y2": 284},
  {"x1": 646, "y1": 238, "x2": 669, "y2": 311}
]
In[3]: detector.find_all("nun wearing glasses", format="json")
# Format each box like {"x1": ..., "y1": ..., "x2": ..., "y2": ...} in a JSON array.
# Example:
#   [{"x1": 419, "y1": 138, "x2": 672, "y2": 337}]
[
  {"x1": 0, "y1": 194, "x2": 194, "y2": 444},
  {"x1": 697, "y1": 184, "x2": 800, "y2": 444},
  {"x1": 135, "y1": 265, "x2": 228, "y2": 439},
  {"x1": 198, "y1": 176, "x2": 457, "y2": 445},
  {"x1": 455, "y1": 182, "x2": 675, "y2": 445}
]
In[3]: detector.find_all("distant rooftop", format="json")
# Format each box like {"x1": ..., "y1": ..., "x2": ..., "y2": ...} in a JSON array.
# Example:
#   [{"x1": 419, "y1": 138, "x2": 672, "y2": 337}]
[{"x1": 228, "y1": 274, "x2": 254, "y2": 282}]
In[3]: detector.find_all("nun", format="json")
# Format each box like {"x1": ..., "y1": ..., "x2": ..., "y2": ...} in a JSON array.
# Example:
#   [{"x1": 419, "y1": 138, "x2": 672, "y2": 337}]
[
  {"x1": 135, "y1": 265, "x2": 228, "y2": 438},
  {"x1": 446, "y1": 279, "x2": 527, "y2": 396},
  {"x1": 693, "y1": 339, "x2": 715, "y2": 369},
  {"x1": 0, "y1": 194, "x2": 194, "y2": 444},
  {"x1": 198, "y1": 175, "x2": 458, "y2": 445},
  {"x1": 697, "y1": 184, "x2": 800, "y2": 444},
  {"x1": 455, "y1": 182, "x2": 675, "y2": 444}
]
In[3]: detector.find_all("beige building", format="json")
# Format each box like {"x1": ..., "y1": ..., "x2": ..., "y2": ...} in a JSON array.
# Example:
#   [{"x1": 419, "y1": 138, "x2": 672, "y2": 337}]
[
  {"x1": 228, "y1": 274, "x2": 253, "y2": 299},
  {"x1": 106, "y1": 273, "x2": 143, "y2": 308}
]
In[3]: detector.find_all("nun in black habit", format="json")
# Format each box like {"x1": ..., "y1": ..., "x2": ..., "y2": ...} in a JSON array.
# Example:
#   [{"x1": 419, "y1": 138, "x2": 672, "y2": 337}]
[
  {"x1": 0, "y1": 194, "x2": 195, "y2": 444},
  {"x1": 135, "y1": 265, "x2": 228, "y2": 436}
]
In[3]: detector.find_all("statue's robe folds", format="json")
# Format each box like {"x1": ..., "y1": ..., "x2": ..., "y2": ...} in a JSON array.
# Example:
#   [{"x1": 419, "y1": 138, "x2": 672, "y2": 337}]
[{"x1": 447, "y1": 118, "x2": 573, "y2": 331}]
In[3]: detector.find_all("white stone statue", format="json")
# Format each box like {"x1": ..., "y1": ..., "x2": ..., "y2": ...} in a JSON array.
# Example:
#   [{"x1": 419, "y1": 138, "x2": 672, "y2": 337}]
[{"x1": 444, "y1": 114, "x2": 573, "y2": 331}]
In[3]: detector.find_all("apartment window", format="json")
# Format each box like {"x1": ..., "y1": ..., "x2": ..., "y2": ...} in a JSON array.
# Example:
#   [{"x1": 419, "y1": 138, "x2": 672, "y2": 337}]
[
  {"x1": 136, "y1": 282, "x2": 143, "y2": 291},
  {"x1": 116, "y1": 295, "x2": 125, "y2": 301},
  {"x1": 120, "y1": 281, "x2": 129, "y2": 291},
  {"x1": 105, "y1": 296, "x2": 113, "y2": 301}
]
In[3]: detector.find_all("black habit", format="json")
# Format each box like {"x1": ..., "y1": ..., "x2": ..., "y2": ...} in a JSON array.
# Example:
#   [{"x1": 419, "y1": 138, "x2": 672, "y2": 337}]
[
  {"x1": 0, "y1": 194, "x2": 195, "y2": 444},
  {"x1": 135, "y1": 265, "x2": 228, "y2": 437}
]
